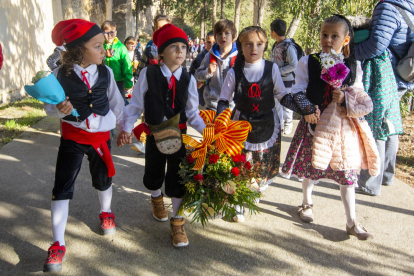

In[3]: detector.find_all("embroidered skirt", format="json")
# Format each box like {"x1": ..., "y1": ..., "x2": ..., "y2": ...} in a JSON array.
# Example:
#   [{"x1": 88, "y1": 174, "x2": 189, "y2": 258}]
[
  {"x1": 242, "y1": 131, "x2": 282, "y2": 189},
  {"x1": 281, "y1": 118, "x2": 357, "y2": 185}
]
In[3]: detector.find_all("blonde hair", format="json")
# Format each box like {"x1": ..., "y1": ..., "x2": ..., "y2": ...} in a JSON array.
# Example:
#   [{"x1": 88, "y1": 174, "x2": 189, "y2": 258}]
[{"x1": 238, "y1": 27, "x2": 268, "y2": 45}]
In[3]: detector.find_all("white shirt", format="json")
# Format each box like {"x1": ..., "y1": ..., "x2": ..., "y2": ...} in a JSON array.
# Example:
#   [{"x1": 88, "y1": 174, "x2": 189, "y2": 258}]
[
  {"x1": 220, "y1": 59, "x2": 288, "y2": 103},
  {"x1": 291, "y1": 55, "x2": 364, "y2": 94},
  {"x1": 128, "y1": 50, "x2": 134, "y2": 61},
  {"x1": 219, "y1": 59, "x2": 288, "y2": 151},
  {"x1": 44, "y1": 64, "x2": 125, "y2": 132},
  {"x1": 122, "y1": 62, "x2": 206, "y2": 134}
]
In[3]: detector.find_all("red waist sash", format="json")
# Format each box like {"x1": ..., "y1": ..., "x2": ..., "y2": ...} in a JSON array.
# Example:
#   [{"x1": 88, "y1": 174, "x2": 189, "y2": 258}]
[{"x1": 61, "y1": 122, "x2": 115, "y2": 177}]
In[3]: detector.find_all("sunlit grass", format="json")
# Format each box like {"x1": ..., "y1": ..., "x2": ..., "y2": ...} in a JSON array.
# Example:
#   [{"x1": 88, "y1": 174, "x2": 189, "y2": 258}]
[{"x1": 0, "y1": 97, "x2": 46, "y2": 147}]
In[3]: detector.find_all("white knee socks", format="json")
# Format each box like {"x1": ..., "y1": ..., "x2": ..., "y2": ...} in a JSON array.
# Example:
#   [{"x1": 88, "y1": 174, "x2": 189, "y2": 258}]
[
  {"x1": 151, "y1": 189, "x2": 162, "y2": 198},
  {"x1": 302, "y1": 178, "x2": 315, "y2": 205},
  {"x1": 339, "y1": 184, "x2": 366, "y2": 233},
  {"x1": 171, "y1": 197, "x2": 183, "y2": 218},
  {"x1": 51, "y1": 200, "x2": 69, "y2": 246},
  {"x1": 97, "y1": 185, "x2": 112, "y2": 213},
  {"x1": 340, "y1": 184, "x2": 356, "y2": 227}
]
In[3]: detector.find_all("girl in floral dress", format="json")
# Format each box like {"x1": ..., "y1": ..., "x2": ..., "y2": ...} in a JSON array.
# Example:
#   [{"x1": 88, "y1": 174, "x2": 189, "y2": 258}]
[
  {"x1": 217, "y1": 26, "x2": 302, "y2": 222},
  {"x1": 281, "y1": 15, "x2": 374, "y2": 240}
]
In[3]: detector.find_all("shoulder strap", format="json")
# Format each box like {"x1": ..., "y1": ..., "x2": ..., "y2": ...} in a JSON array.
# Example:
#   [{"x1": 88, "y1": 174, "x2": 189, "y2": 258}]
[
  {"x1": 389, "y1": 44, "x2": 401, "y2": 60},
  {"x1": 209, "y1": 54, "x2": 216, "y2": 64},
  {"x1": 210, "y1": 54, "x2": 236, "y2": 67},
  {"x1": 386, "y1": 4, "x2": 414, "y2": 60},
  {"x1": 230, "y1": 56, "x2": 237, "y2": 67},
  {"x1": 392, "y1": 4, "x2": 414, "y2": 33}
]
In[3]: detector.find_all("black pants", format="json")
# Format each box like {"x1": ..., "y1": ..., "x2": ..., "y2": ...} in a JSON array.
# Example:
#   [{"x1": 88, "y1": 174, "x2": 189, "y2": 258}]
[
  {"x1": 143, "y1": 131, "x2": 187, "y2": 198},
  {"x1": 116, "y1": 81, "x2": 125, "y2": 101},
  {"x1": 52, "y1": 138, "x2": 112, "y2": 200},
  {"x1": 198, "y1": 86, "x2": 205, "y2": 106}
]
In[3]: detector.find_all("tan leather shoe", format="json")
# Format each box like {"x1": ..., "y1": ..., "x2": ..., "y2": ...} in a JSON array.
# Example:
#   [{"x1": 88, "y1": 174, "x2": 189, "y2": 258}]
[
  {"x1": 170, "y1": 218, "x2": 189, "y2": 247},
  {"x1": 346, "y1": 221, "x2": 374, "y2": 240},
  {"x1": 298, "y1": 204, "x2": 314, "y2": 223},
  {"x1": 151, "y1": 195, "x2": 168, "y2": 222}
]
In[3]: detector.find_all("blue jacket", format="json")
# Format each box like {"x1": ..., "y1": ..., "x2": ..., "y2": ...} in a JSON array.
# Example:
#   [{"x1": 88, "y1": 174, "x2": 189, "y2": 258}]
[{"x1": 355, "y1": 0, "x2": 414, "y2": 90}]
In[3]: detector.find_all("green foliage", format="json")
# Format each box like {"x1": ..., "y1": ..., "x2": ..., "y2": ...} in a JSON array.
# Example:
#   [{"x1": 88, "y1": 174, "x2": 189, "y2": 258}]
[
  {"x1": 400, "y1": 90, "x2": 414, "y2": 118},
  {"x1": 0, "y1": 98, "x2": 46, "y2": 147},
  {"x1": 177, "y1": 0, "x2": 377, "y2": 56},
  {"x1": 134, "y1": 0, "x2": 153, "y2": 14}
]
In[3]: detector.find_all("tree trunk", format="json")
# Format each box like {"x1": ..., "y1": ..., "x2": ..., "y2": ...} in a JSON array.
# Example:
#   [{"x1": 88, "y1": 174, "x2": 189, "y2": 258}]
[
  {"x1": 221, "y1": 0, "x2": 226, "y2": 19},
  {"x1": 135, "y1": 10, "x2": 140, "y2": 38},
  {"x1": 286, "y1": 13, "x2": 301, "y2": 38},
  {"x1": 257, "y1": 0, "x2": 266, "y2": 27},
  {"x1": 212, "y1": 0, "x2": 217, "y2": 29},
  {"x1": 305, "y1": 0, "x2": 321, "y2": 54},
  {"x1": 234, "y1": 0, "x2": 241, "y2": 33},
  {"x1": 253, "y1": 0, "x2": 258, "y2": 25},
  {"x1": 200, "y1": 2, "x2": 206, "y2": 38}
]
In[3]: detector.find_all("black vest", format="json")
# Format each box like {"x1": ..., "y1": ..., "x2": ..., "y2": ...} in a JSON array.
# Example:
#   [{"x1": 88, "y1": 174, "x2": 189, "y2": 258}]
[
  {"x1": 145, "y1": 65, "x2": 190, "y2": 126},
  {"x1": 58, "y1": 65, "x2": 110, "y2": 122},
  {"x1": 307, "y1": 53, "x2": 354, "y2": 112},
  {"x1": 234, "y1": 61, "x2": 275, "y2": 144}
]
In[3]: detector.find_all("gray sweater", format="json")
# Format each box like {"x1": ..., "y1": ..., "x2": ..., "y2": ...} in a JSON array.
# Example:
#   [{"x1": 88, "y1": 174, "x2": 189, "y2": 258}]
[{"x1": 270, "y1": 39, "x2": 298, "y2": 83}]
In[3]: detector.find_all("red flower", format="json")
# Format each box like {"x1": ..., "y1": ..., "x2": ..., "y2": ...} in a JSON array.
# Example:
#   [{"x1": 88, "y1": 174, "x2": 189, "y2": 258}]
[
  {"x1": 193, "y1": 174, "x2": 204, "y2": 181},
  {"x1": 209, "y1": 154, "x2": 220, "y2": 164},
  {"x1": 186, "y1": 155, "x2": 195, "y2": 164},
  {"x1": 241, "y1": 153, "x2": 246, "y2": 163},
  {"x1": 232, "y1": 154, "x2": 242, "y2": 163},
  {"x1": 245, "y1": 161, "x2": 252, "y2": 170},
  {"x1": 231, "y1": 167, "x2": 240, "y2": 176}
]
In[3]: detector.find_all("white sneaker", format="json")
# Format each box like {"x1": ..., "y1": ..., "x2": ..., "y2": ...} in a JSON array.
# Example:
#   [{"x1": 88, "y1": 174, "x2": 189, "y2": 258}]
[
  {"x1": 131, "y1": 142, "x2": 146, "y2": 153},
  {"x1": 284, "y1": 122, "x2": 293, "y2": 135},
  {"x1": 232, "y1": 206, "x2": 245, "y2": 222},
  {"x1": 232, "y1": 212, "x2": 245, "y2": 223}
]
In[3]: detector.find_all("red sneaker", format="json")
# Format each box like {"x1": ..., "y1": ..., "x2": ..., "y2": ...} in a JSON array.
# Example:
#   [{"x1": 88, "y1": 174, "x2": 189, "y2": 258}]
[
  {"x1": 43, "y1": 241, "x2": 66, "y2": 273},
  {"x1": 99, "y1": 212, "x2": 116, "y2": 235}
]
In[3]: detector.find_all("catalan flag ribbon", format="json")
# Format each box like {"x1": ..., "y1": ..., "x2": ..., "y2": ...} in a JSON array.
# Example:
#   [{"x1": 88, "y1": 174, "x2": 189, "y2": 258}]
[{"x1": 182, "y1": 108, "x2": 251, "y2": 170}]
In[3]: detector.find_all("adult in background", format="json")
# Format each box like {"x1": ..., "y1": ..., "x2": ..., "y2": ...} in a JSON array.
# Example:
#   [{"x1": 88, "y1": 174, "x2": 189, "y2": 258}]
[
  {"x1": 0, "y1": 43, "x2": 3, "y2": 70},
  {"x1": 354, "y1": 0, "x2": 414, "y2": 195},
  {"x1": 199, "y1": 38, "x2": 205, "y2": 53},
  {"x1": 189, "y1": 31, "x2": 215, "y2": 107}
]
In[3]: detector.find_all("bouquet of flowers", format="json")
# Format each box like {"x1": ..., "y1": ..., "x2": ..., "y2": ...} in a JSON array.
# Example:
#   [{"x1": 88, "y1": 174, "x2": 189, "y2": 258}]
[
  {"x1": 25, "y1": 70, "x2": 79, "y2": 117},
  {"x1": 179, "y1": 108, "x2": 261, "y2": 227},
  {"x1": 319, "y1": 49, "x2": 350, "y2": 89}
]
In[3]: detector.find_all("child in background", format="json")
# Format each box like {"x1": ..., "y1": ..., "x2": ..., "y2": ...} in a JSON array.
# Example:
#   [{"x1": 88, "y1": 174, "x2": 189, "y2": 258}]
[
  {"x1": 189, "y1": 31, "x2": 215, "y2": 107},
  {"x1": 136, "y1": 38, "x2": 142, "y2": 55},
  {"x1": 195, "y1": 19, "x2": 238, "y2": 111},
  {"x1": 42, "y1": 19, "x2": 125, "y2": 272},
  {"x1": 124, "y1": 36, "x2": 141, "y2": 85},
  {"x1": 270, "y1": 19, "x2": 299, "y2": 135},
  {"x1": 217, "y1": 26, "x2": 303, "y2": 222},
  {"x1": 101, "y1": 20, "x2": 133, "y2": 101},
  {"x1": 281, "y1": 15, "x2": 374, "y2": 240},
  {"x1": 117, "y1": 24, "x2": 206, "y2": 247},
  {"x1": 46, "y1": 45, "x2": 66, "y2": 70},
  {"x1": 136, "y1": 14, "x2": 171, "y2": 76}
]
